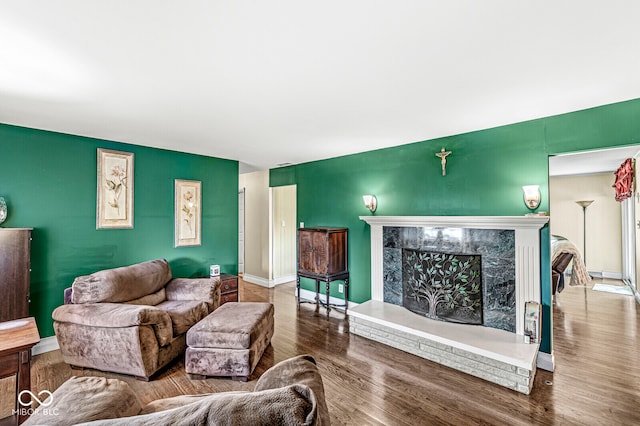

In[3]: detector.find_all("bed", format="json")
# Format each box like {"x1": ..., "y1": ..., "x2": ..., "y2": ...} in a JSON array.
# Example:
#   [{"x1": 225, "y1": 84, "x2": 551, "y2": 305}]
[{"x1": 551, "y1": 235, "x2": 591, "y2": 294}]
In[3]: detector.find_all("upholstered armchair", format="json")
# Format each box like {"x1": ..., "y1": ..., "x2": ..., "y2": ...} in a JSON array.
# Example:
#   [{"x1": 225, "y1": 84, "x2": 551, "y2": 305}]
[
  {"x1": 52, "y1": 259, "x2": 221, "y2": 380},
  {"x1": 23, "y1": 355, "x2": 330, "y2": 426}
]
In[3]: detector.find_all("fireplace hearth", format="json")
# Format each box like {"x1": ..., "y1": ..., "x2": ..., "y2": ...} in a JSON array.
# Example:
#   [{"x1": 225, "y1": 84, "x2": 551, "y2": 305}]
[{"x1": 351, "y1": 215, "x2": 550, "y2": 394}]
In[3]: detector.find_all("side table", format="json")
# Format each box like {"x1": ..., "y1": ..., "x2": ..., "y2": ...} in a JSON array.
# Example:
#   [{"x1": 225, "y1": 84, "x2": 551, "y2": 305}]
[
  {"x1": 0, "y1": 317, "x2": 40, "y2": 425},
  {"x1": 219, "y1": 274, "x2": 239, "y2": 305}
]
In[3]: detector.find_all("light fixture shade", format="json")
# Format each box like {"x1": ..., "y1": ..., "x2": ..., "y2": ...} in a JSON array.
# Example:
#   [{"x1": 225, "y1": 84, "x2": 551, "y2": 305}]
[
  {"x1": 522, "y1": 185, "x2": 541, "y2": 210},
  {"x1": 363, "y1": 195, "x2": 377, "y2": 213},
  {"x1": 0, "y1": 197, "x2": 6, "y2": 225},
  {"x1": 575, "y1": 200, "x2": 594, "y2": 209}
]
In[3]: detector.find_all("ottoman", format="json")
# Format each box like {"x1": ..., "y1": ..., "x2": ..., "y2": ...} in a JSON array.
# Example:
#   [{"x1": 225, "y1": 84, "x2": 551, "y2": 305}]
[{"x1": 185, "y1": 302, "x2": 274, "y2": 381}]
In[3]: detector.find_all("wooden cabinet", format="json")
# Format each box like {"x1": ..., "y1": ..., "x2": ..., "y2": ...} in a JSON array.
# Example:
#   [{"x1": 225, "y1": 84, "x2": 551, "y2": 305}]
[
  {"x1": 0, "y1": 228, "x2": 32, "y2": 323},
  {"x1": 297, "y1": 227, "x2": 348, "y2": 277},
  {"x1": 297, "y1": 227, "x2": 349, "y2": 315},
  {"x1": 220, "y1": 273, "x2": 239, "y2": 305}
]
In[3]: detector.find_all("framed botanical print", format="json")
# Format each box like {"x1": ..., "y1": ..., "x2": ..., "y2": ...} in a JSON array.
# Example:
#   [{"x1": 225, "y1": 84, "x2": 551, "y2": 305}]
[
  {"x1": 97, "y1": 148, "x2": 134, "y2": 229},
  {"x1": 175, "y1": 179, "x2": 202, "y2": 247}
]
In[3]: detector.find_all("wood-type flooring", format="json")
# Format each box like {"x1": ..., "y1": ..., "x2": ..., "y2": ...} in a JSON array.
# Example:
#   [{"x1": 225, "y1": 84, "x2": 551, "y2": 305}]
[{"x1": 4, "y1": 277, "x2": 640, "y2": 425}]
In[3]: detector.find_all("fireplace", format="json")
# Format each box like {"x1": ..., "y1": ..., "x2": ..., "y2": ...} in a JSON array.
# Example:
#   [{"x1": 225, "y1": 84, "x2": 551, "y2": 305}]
[
  {"x1": 385, "y1": 225, "x2": 517, "y2": 331},
  {"x1": 349, "y1": 215, "x2": 549, "y2": 394},
  {"x1": 402, "y1": 249, "x2": 483, "y2": 325}
]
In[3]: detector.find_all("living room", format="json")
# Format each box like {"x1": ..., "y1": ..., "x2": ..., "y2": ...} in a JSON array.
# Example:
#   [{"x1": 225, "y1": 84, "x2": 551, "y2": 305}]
[{"x1": 1, "y1": 2, "x2": 640, "y2": 425}]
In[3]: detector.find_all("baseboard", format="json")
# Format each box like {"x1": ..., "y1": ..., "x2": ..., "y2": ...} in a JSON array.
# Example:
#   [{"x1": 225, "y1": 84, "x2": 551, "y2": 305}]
[
  {"x1": 272, "y1": 275, "x2": 296, "y2": 286},
  {"x1": 242, "y1": 274, "x2": 271, "y2": 287},
  {"x1": 632, "y1": 284, "x2": 640, "y2": 304},
  {"x1": 537, "y1": 351, "x2": 555, "y2": 372},
  {"x1": 243, "y1": 274, "x2": 296, "y2": 288},
  {"x1": 588, "y1": 271, "x2": 623, "y2": 280},
  {"x1": 32, "y1": 335, "x2": 59, "y2": 355},
  {"x1": 298, "y1": 288, "x2": 358, "y2": 309}
]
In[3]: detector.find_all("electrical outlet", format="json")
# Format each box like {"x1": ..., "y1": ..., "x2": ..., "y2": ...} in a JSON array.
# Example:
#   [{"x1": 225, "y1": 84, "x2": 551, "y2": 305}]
[{"x1": 338, "y1": 284, "x2": 344, "y2": 293}]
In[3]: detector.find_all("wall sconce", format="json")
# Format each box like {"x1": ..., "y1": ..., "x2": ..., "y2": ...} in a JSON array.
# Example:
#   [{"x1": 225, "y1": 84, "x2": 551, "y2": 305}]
[
  {"x1": 362, "y1": 195, "x2": 377, "y2": 213},
  {"x1": 522, "y1": 185, "x2": 541, "y2": 210},
  {"x1": 0, "y1": 197, "x2": 7, "y2": 225}
]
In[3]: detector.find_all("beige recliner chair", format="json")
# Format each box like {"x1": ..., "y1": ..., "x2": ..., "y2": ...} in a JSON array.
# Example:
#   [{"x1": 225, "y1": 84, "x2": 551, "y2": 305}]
[{"x1": 52, "y1": 259, "x2": 221, "y2": 380}]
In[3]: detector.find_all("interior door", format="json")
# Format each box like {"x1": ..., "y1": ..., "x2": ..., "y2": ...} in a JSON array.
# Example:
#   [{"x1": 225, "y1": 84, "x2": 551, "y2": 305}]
[
  {"x1": 635, "y1": 161, "x2": 639, "y2": 289},
  {"x1": 271, "y1": 185, "x2": 297, "y2": 281},
  {"x1": 238, "y1": 188, "x2": 245, "y2": 274}
]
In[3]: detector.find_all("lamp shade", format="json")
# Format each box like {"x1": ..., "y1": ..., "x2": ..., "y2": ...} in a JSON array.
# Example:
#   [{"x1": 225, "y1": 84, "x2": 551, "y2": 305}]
[
  {"x1": 0, "y1": 197, "x2": 6, "y2": 225},
  {"x1": 522, "y1": 185, "x2": 541, "y2": 210},
  {"x1": 362, "y1": 195, "x2": 377, "y2": 213},
  {"x1": 575, "y1": 200, "x2": 594, "y2": 209}
]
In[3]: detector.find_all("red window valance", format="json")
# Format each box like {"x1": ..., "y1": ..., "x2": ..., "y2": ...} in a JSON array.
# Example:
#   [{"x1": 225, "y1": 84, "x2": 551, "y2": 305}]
[{"x1": 613, "y1": 158, "x2": 634, "y2": 202}]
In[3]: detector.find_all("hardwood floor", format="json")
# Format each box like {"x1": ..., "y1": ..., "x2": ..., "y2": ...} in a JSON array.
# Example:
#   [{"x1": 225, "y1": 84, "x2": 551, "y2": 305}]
[{"x1": 12, "y1": 277, "x2": 640, "y2": 425}]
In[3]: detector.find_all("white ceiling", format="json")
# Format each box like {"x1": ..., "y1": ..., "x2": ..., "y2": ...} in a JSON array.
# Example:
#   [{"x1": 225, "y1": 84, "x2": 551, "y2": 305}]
[
  {"x1": 1, "y1": 1, "x2": 639, "y2": 173},
  {"x1": 549, "y1": 145, "x2": 640, "y2": 177}
]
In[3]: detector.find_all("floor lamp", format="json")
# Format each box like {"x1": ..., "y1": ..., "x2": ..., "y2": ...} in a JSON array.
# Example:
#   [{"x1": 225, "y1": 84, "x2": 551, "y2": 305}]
[{"x1": 575, "y1": 200, "x2": 594, "y2": 266}]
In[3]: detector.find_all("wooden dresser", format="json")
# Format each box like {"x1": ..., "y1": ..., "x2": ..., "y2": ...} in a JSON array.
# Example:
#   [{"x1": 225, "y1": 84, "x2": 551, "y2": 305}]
[
  {"x1": 0, "y1": 228, "x2": 32, "y2": 323},
  {"x1": 220, "y1": 273, "x2": 239, "y2": 305},
  {"x1": 296, "y1": 227, "x2": 349, "y2": 315}
]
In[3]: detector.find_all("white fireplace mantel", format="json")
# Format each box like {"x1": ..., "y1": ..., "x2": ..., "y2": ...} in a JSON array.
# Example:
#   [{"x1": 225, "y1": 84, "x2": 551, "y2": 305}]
[
  {"x1": 359, "y1": 215, "x2": 550, "y2": 335},
  {"x1": 359, "y1": 215, "x2": 550, "y2": 229}
]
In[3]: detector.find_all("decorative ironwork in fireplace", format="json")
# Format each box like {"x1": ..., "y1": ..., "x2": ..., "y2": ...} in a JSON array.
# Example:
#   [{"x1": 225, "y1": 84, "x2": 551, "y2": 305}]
[{"x1": 402, "y1": 249, "x2": 483, "y2": 325}]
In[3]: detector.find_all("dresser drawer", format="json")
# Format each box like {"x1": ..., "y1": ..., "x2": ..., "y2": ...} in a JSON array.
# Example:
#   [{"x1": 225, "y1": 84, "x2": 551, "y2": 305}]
[
  {"x1": 220, "y1": 291, "x2": 238, "y2": 305},
  {"x1": 220, "y1": 278, "x2": 238, "y2": 294}
]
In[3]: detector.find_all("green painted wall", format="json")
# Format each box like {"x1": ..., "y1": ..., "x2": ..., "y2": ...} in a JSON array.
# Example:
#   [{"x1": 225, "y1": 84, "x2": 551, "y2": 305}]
[
  {"x1": 271, "y1": 98, "x2": 640, "y2": 354},
  {"x1": 0, "y1": 124, "x2": 239, "y2": 338}
]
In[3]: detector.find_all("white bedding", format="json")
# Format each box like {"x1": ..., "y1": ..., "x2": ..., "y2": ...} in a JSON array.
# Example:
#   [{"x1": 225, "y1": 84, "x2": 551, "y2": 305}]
[{"x1": 551, "y1": 235, "x2": 592, "y2": 286}]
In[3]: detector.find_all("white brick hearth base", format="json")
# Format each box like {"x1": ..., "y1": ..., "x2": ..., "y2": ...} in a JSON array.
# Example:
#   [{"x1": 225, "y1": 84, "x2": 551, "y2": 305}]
[{"x1": 349, "y1": 301, "x2": 538, "y2": 394}]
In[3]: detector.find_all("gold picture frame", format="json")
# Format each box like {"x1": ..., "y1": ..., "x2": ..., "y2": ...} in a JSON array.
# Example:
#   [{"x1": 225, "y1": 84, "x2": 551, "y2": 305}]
[
  {"x1": 97, "y1": 148, "x2": 134, "y2": 229},
  {"x1": 175, "y1": 179, "x2": 202, "y2": 247}
]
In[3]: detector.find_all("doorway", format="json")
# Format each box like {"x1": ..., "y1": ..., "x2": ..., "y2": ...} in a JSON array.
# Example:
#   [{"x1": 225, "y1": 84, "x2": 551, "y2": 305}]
[
  {"x1": 238, "y1": 188, "x2": 245, "y2": 275},
  {"x1": 549, "y1": 145, "x2": 640, "y2": 290},
  {"x1": 270, "y1": 185, "x2": 297, "y2": 285},
  {"x1": 635, "y1": 163, "x2": 640, "y2": 290}
]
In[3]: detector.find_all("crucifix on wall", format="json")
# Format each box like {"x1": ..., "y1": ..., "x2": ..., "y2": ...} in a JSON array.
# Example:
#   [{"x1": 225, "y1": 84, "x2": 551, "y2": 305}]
[{"x1": 435, "y1": 147, "x2": 452, "y2": 176}]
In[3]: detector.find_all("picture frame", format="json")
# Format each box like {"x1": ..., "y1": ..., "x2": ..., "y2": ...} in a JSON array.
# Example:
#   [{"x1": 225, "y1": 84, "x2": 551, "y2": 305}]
[
  {"x1": 524, "y1": 301, "x2": 541, "y2": 344},
  {"x1": 175, "y1": 179, "x2": 202, "y2": 247},
  {"x1": 96, "y1": 148, "x2": 134, "y2": 229}
]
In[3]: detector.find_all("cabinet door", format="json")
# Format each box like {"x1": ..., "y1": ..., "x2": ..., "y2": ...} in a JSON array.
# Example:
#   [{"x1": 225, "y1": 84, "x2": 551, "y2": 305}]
[
  {"x1": 311, "y1": 231, "x2": 328, "y2": 274},
  {"x1": 298, "y1": 230, "x2": 316, "y2": 273},
  {"x1": 327, "y1": 230, "x2": 347, "y2": 275},
  {"x1": 298, "y1": 229, "x2": 330, "y2": 275}
]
